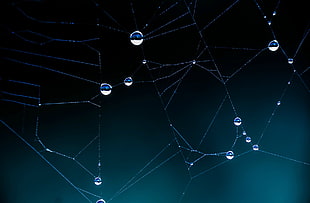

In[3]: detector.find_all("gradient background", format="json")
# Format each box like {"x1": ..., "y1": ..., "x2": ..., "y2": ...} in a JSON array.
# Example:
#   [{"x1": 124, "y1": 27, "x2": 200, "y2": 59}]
[{"x1": 0, "y1": 0, "x2": 309, "y2": 203}]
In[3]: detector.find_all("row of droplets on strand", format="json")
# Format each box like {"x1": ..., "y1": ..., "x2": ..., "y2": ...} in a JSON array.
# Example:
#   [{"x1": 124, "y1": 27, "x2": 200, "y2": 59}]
[
  {"x1": 226, "y1": 117, "x2": 260, "y2": 160},
  {"x1": 95, "y1": 31, "x2": 139, "y2": 201},
  {"x1": 93, "y1": 31, "x2": 139, "y2": 96},
  {"x1": 92, "y1": 116, "x2": 258, "y2": 198},
  {"x1": 93, "y1": 31, "x2": 140, "y2": 202},
  {"x1": 100, "y1": 37, "x2": 294, "y2": 96}
]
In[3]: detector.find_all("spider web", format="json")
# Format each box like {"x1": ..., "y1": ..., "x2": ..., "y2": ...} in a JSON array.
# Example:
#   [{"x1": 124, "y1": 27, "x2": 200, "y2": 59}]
[{"x1": 0, "y1": 0, "x2": 310, "y2": 203}]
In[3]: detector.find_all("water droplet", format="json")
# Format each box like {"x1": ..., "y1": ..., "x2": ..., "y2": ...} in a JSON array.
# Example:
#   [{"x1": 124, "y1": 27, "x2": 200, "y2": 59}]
[
  {"x1": 277, "y1": 101, "x2": 281, "y2": 106},
  {"x1": 288, "y1": 58, "x2": 294, "y2": 64},
  {"x1": 100, "y1": 83, "x2": 112, "y2": 95},
  {"x1": 142, "y1": 59, "x2": 147, "y2": 64},
  {"x1": 234, "y1": 117, "x2": 242, "y2": 126},
  {"x1": 245, "y1": 137, "x2": 251, "y2": 143},
  {"x1": 192, "y1": 60, "x2": 196, "y2": 65},
  {"x1": 96, "y1": 199, "x2": 106, "y2": 203},
  {"x1": 124, "y1": 77, "x2": 133, "y2": 86},
  {"x1": 242, "y1": 131, "x2": 247, "y2": 136},
  {"x1": 267, "y1": 20, "x2": 271, "y2": 25},
  {"x1": 226, "y1": 151, "x2": 234, "y2": 160},
  {"x1": 272, "y1": 11, "x2": 277, "y2": 16},
  {"x1": 94, "y1": 177, "x2": 102, "y2": 186},
  {"x1": 268, "y1": 40, "x2": 279, "y2": 51},
  {"x1": 252, "y1": 144, "x2": 259, "y2": 151},
  {"x1": 130, "y1": 31, "x2": 143, "y2": 46}
]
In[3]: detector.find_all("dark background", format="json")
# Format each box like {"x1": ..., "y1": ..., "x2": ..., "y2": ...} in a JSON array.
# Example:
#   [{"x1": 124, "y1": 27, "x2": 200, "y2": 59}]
[{"x1": 0, "y1": 0, "x2": 309, "y2": 203}]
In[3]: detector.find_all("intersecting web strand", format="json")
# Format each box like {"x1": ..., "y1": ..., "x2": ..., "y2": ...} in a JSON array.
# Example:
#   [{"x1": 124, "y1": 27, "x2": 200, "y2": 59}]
[
  {"x1": 0, "y1": 0, "x2": 300, "y2": 174},
  {"x1": 0, "y1": 0, "x2": 309, "y2": 203}
]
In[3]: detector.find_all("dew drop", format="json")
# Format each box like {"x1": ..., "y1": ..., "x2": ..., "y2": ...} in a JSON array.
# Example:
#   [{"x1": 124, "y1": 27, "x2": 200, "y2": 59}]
[
  {"x1": 234, "y1": 117, "x2": 242, "y2": 126},
  {"x1": 124, "y1": 77, "x2": 133, "y2": 86},
  {"x1": 288, "y1": 58, "x2": 294, "y2": 64},
  {"x1": 130, "y1": 31, "x2": 144, "y2": 46},
  {"x1": 100, "y1": 83, "x2": 112, "y2": 95},
  {"x1": 226, "y1": 151, "x2": 234, "y2": 160},
  {"x1": 252, "y1": 144, "x2": 259, "y2": 151},
  {"x1": 96, "y1": 199, "x2": 106, "y2": 203},
  {"x1": 94, "y1": 177, "x2": 102, "y2": 186},
  {"x1": 245, "y1": 137, "x2": 252, "y2": 143},
  {"x1": 268, "y1": 40, "x2": 279, "y2": 51}
]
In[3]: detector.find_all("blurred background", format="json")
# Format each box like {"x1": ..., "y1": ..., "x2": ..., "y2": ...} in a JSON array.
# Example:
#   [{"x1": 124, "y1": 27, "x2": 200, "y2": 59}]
[{"x1": 0, "y1": 0, "x2": 309, "y2": 203}]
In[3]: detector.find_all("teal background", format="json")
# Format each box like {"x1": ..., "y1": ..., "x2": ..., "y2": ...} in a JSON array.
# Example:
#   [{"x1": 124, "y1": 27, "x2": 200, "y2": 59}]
[{"x1": 1, "y1": 0, "x2": 309, "y2": 203}]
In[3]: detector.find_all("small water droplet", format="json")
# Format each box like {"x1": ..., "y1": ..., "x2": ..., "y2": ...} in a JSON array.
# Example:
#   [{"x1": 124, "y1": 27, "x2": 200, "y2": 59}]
[{"x1": 268, "y1": 40, "x2": 279, "y2": 51}]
